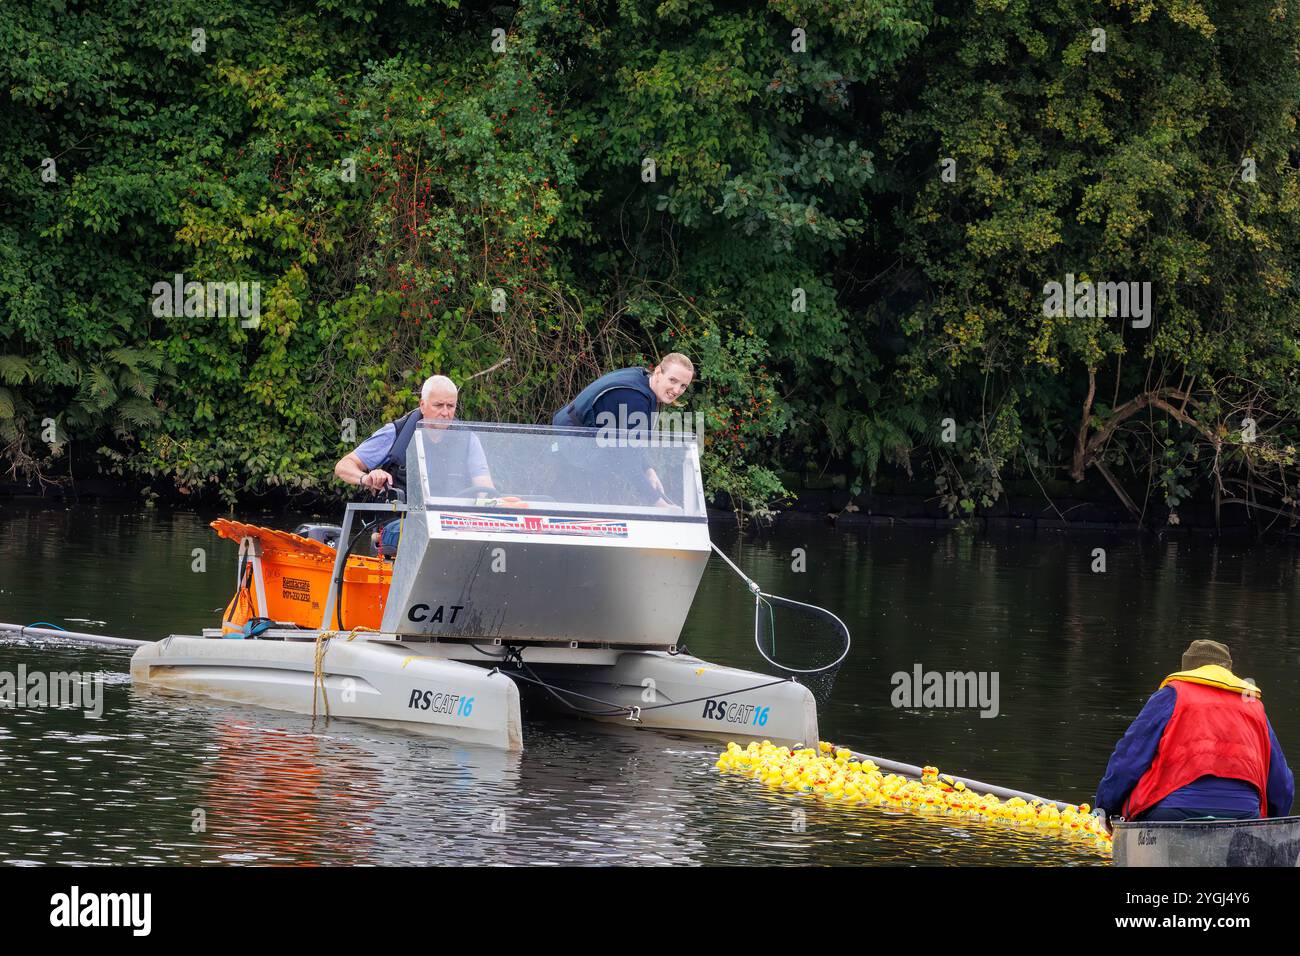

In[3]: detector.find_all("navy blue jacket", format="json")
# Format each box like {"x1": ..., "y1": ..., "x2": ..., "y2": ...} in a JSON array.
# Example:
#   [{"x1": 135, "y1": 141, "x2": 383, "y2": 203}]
[{"x1": 553, "y1": 367, "x2": 657, "y2": 431}]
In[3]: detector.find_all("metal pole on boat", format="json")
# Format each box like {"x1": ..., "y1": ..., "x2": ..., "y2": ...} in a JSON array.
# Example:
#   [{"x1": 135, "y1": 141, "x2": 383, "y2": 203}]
[
  {"x1": 0, "y1": 622, "x2": 148, "y2": 649},
  {"x1": 849, "y1": 748, "x2": 1076, "y2": 813},
  {"x1": 709, "y1": 542, "x2": 852, "y2": 674}
]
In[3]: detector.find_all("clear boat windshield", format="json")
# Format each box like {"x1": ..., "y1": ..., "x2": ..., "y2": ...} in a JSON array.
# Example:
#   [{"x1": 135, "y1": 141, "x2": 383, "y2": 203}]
[{"x1": 409, "y1": 421, "x2": 706, "y2": 518}]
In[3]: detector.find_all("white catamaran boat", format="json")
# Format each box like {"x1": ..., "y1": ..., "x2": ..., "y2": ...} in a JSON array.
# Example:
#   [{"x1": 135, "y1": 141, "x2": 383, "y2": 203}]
[{"x1": 129, "y1": 422, "x2": 832, "y2": 750}]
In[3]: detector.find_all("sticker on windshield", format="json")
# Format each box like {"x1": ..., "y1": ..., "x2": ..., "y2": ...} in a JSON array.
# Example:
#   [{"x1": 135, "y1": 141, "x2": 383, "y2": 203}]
[{"x1": 439, "y1": 514, "x2": 628, "y2": 538}]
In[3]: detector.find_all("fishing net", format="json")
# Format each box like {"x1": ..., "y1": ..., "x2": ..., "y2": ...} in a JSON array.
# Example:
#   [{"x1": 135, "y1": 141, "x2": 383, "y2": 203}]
[
  {"x1": 753, "y1": 591, "x2": 851, "y2": 707},
  {"x1": 708, "y1": 542, "x2": 852, "y2": 706}
]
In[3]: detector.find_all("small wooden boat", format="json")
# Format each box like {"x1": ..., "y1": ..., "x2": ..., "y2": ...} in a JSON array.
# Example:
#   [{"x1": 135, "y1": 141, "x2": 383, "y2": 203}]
[{"x1": 1113, "y1": 815, "x2": 1300, "y2": 867}]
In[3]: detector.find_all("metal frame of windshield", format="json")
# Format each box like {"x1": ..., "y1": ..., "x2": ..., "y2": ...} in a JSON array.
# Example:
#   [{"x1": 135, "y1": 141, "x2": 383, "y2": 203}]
[
  {"x1": 413, "y1": 419, "x2": 700, "y2": 443},
  {"x1": 425, "y1": 501, "x2": 708, "y2": 523}
]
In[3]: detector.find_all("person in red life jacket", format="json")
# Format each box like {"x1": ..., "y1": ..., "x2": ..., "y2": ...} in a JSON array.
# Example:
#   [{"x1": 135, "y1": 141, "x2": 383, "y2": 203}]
[
  {"x1": 1096, "y1": 640, "x2": 1293, "y2": 827},
  {"x1": 552, "y1": 353, "x2": 694, "y2": 508}
]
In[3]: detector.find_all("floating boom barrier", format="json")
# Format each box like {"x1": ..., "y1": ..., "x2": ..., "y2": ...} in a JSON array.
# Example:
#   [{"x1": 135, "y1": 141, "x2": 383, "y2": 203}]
[
  {"x1": 0, "y1": 622, "x2": 148, "y2": 649},
  {"x1": 716, "y1": 739, "x2": 1112, "y2": 853}
]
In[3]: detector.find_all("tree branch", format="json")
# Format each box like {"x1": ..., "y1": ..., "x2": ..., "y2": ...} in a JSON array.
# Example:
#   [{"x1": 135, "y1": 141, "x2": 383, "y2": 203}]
[{"x1": 1070, "y1": 368, "x2": 1097, "y2": 482}]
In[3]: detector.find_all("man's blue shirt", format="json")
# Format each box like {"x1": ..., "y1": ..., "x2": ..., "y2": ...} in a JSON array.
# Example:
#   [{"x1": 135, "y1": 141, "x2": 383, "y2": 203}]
[{"x1": 353, "y1": 420, "x2": 489, "y2": 482}]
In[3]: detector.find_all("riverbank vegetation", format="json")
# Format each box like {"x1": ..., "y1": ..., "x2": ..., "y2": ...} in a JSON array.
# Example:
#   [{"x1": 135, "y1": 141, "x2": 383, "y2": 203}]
[{"x1": 3, "y1": 0, "x2": 1299, "y2": 525}]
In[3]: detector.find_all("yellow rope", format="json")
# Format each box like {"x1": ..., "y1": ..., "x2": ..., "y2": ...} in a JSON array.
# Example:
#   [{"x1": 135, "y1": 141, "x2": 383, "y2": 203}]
[
  {"x1": 312, "y1": 631, "x2": 334, "y2": 720},
  {"x1": 312, "y1": 626, "x2": 378, "y2": 720}
]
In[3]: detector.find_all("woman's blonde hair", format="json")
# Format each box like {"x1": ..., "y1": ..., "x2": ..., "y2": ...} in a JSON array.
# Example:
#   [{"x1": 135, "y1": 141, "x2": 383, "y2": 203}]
[{"x1": 658, "y1": 352, "x2": 694, "y2": 375}]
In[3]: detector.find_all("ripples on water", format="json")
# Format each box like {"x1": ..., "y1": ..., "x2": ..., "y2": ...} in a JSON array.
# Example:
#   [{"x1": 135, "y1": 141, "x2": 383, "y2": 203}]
[
  {"x1": 0, "y1": 638, "x2": 1105, "y2": 867},
  {"x1": 1, "y1": 502, "x2": 1296, "y2": 866}
]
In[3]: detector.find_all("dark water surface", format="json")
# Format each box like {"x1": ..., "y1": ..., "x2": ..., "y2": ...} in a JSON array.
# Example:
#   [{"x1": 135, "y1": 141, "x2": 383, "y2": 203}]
[{"x1": 1, "y1": 500, "x2": 1296, "y2": 866}]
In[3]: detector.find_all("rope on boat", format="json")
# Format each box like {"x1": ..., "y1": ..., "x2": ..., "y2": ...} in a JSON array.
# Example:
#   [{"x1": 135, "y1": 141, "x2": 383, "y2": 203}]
[
  {"x1": 312, "y1": 632, "x2": 332, "y2": 720},
  {"x1": 311, "y1": 626, "x2": 377, "y2": 721},
  {"x1": 494, "y1": 645, "x2": 803, "y2": 720}
]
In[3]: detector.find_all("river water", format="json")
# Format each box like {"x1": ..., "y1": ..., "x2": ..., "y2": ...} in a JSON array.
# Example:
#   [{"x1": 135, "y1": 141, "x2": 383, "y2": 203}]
[{"x1": 1, "y1": 500, "x2": 1296, "y2": 866}]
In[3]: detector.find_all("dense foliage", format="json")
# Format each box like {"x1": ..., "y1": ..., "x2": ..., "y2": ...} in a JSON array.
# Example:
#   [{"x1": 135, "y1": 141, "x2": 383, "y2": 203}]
[{"x1": 3, "y1": 0, "x2": 1299, "y2": 523}]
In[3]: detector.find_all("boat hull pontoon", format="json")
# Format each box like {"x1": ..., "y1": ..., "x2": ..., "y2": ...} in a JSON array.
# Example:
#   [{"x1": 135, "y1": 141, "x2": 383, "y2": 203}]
[
  {"x1": 132, "y1": 636, "x2": 818, "y2": 751},
  {"x1": 131, "y1": 634, "x2": 524, "y2": 749},
  {"x1": 520, "y1": 651, "x2": 817, "y2": 747}
]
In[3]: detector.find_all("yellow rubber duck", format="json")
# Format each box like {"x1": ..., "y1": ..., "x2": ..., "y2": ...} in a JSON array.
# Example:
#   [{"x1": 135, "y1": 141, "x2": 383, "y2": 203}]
[{"x1": 714, "y1": 740, "x2": 1111, "y2": 856}]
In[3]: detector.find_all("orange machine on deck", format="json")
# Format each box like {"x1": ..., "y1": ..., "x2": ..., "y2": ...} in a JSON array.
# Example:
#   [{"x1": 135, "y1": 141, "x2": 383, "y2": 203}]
[{"x1": 212, "y1": 519, "x2": 392, "y2": 633}]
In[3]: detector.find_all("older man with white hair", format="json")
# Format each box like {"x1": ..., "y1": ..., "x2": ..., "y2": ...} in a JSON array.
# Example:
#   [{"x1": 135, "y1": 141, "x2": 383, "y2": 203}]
[{"x1": 335, "y1": 375, "x2": 494, "y2": 554}]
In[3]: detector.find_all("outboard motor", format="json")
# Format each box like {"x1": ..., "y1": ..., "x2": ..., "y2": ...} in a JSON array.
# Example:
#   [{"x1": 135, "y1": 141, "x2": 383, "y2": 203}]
[{"x1": 292, "y1": 523, "x2": 342, "y2": 550}]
